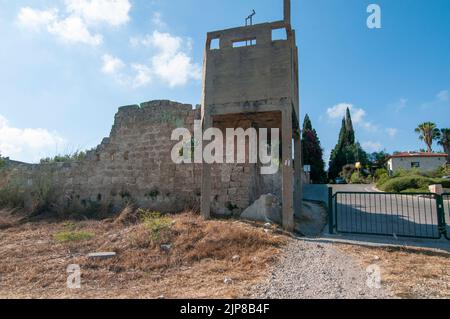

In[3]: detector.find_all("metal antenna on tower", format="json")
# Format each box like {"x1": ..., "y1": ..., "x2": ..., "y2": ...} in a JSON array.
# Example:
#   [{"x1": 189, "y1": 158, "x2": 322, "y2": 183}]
[
  {"x1": 245, "y1": 9, "x2": 256, "y2": 26},
  {"x1": 245, "y1": 10, "x2": 256, "y2": 45}
]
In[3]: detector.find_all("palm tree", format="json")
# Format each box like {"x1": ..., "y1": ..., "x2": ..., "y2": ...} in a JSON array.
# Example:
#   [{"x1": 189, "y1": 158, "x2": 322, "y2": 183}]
[
  {"x1": 438, "y1": 128, "x2": 450, "y2": 161},
  {"x1": 414, "y1": 122, "x2": 441, "y2": 153}
]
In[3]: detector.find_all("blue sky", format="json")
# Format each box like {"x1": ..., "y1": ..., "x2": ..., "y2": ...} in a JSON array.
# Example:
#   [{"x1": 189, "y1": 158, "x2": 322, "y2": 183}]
[{"x1": 0, "y1": 0, "x2": 449, "y2": 163}]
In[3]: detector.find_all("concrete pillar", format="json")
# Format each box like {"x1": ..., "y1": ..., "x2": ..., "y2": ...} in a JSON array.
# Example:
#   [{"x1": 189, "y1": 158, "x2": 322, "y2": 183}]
[
  {"x1": 281, "y1": 109, "x2": 294, "y2": 231},
  {"x1": 294, "y1": 129, "x2": 303, "y2": 216},
  {"x1": 284, "y1": 0, "x2": 291, "y2": 25},
  {"x1": 201, "y1": 115, "x2": 212, "y2": 219}
]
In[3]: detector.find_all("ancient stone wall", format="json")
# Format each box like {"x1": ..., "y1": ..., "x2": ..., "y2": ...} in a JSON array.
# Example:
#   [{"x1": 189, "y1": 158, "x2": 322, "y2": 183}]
[{"x1": 13, "y1": 100, "x2": 280, "y2": 216}]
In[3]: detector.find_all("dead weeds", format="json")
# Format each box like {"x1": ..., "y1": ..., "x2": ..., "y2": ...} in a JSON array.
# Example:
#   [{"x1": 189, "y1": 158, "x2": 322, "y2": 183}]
[
  {"x1": 0, "y1": 210, "x2": 288, "y2": 299},
  {"x1": 338, "y1": 244, "x2": 450, "y2": 299}
]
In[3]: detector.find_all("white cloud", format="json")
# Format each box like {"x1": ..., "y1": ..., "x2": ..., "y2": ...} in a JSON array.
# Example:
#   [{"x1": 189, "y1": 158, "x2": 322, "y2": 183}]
[
  {"x1": 109, "y1": 31, "x2": 201, "y2": 88},
  {"x1": 17, "y1": 7, "x2": 58, "y2": 29},
  {"x1": 151, "y1": 12, "x2": 166, "y2": 28},
  {"x1": 386, "y1": 128, "x2": 398, "y2": 138},
  {"x1": 327, "y1": 103, "x2": 366, "y2": 124},
  {"x1": 17, "y1": 0, "x2": 131, "y2": 46},
  {"x1": 101, "y1": 55, "x2": 152, "y2": 87},
  {"x1": 361, "y1": 121, "x2": 378, "y2": 133},
  {"x1": 131, "y1": 64, "x2": 152, "y2": 87},
  {"x1": 48, "y1": 15, "x2": 103, "y2": 45},
  {"x1": 389, "y1": 98, "x2": 407, "y2": 112},
  {"x1": 150, "y1": 31, "x2": 202, "y2": 87},
  {"x1": 422, "y1": 89, "x2": 449, "y2": 108},
  {"x1": 362, "y1": 141, "x2": 383, "y2": 153},
  {"x1": 65, "y1": 0, "x2": 131, "y2": 26},
  {"x1": 327, "y1": 103, "x2": 379, "y2": 133},
  {"x1": 0, "y1": 115, "x2": 67, "y2": 163},
  {"x1": 101, "y1": 54, "x2": 125, "y2": 74},
  {"x1": 437, "y1": 90, "x2": 449, "y2": 102}
]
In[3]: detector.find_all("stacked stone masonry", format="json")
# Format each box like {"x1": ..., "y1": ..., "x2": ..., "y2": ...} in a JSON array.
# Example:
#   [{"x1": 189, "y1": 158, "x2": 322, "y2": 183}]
[{"x1": 15, "y1": 100, "x2": 280, "y2": 216}]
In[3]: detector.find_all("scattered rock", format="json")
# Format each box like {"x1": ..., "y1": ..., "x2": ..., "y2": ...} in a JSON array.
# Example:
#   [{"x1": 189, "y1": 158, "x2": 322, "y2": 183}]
[
  {"x1": 294, "y1": 201, "x2": 327, "y2": 237},
  {"x1": 373, "y1": 255, "x2": 380, "y2": 261},
  {"x1": 232, "y1": 255, "x2": 240, "y2": 262},
  {"x1": 241, "y1": 194, "x2": 282, "y2": 224},
  {"x1": 160, "y1": 244, "x2": 172, "y2": 253},
  {"x1": 224, "y1": 277, "x2": 233, "y2": 285},
  {"x1": 157, "y1": 295, "x2": 165, "y2": 299},
  {"x1": 87, "y1": 252, "x2": 116, "y2": 259},
  {"x1": 264, "y1": 223, "x2": 272, "y2": 229},
  {"x1": 108, "y1": 234, "x2": 119, "y2": 242}
]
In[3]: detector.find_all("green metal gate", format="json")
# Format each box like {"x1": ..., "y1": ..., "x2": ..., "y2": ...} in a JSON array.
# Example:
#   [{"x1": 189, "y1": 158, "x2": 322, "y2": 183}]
[
  {"x1": 329, "y1": 191, "x2": 449, "y2": 240},
  {"x1": 443, "y1": 193, "x2": 450, "y2": 240}
]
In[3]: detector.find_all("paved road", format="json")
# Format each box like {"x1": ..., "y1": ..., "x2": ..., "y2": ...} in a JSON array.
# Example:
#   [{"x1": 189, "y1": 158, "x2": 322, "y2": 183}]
[
  {"x1": 330, "y1": 184, "x2": 380, "y2": 194},
  {"x1": 330, "y1": 184, "x2": 447, "y2": 239}
]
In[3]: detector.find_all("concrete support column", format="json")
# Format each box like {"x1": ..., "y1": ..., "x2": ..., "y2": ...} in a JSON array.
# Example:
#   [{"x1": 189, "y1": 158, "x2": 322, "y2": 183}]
[
  {"x1": 201, "y1": 115, "x2": 212, "y2": 219},
  {"x1": 294, "y1": 129, "x2": 303, "y2": 216},
  {"x1": 281, "y1": 110, "x2": 294, "y2": 231},
  {"x1": 284, "y1": 0, "x2": 291, "y2": 25}
]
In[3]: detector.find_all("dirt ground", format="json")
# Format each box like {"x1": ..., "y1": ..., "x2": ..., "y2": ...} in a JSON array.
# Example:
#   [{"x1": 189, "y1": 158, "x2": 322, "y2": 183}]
[
  {"x1": 1, "y1": 209, "x2": 449, "y2": 299},
  {"x1": 0, "y1": 210, "x2": 287, "y2": 299},
  {"x1": 337, "y1": 244, "x2": 450, "y2": 299}
]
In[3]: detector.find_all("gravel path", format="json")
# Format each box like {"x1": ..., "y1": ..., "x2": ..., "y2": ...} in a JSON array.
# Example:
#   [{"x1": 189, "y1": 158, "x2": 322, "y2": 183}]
[{"x1": 252, "y1": 239, "x2": 389, "y2": 299}]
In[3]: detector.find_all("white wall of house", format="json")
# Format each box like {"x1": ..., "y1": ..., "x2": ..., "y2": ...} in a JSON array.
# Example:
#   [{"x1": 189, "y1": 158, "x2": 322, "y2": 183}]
[{"x1": 388, "y1": 156, "x2": 446, "y2": 173}]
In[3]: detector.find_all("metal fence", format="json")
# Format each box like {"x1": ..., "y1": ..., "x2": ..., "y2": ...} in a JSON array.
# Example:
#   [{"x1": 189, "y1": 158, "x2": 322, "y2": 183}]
[
  {"x1": 330, "y1": 192, "x2": 447, "y2": 239},
  {"x1": 444, "y1": 193, "x2": 450, "y2": 240}
]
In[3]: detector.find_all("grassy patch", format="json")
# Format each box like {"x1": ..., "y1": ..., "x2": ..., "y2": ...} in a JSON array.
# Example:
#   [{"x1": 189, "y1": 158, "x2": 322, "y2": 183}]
[
  {"x1": 53, "y1": 231, "x2": 95, "y2": 243},
  {"x1": 139, "y1": 210, "x2": 172, "y2": 242}
]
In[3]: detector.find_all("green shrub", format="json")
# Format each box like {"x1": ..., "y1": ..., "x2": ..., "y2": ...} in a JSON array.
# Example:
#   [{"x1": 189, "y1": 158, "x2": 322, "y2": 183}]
[
  {"x1": 350, "y1": 172, "x2": 364, "y2": 184},
  {"x1": 379, "y1": 175, "x2": 435, "y2": 193},
  {"x1": 376, "y1": 173, "x2": 390, "y2": 187},
  {"x1": 374, "y1": 168, "x2": 388, "y2": 180},
  {"x1": 53, "y1": 231, "x2": 95, "y2": 242},
  {"x1": 436, "y1": 179, "x2": 450, "y2": 188},
  {"x1": 29, "y1": 170, "x2": 57, "y2": 214},
  {"x1": 401, "y1": 187, "x2": 430, "y2": 194},
  {"x1": 139, "y1": 209, "x2": 172, "y2": 242},
  {"x1": 0, "y1": 173, "x2": 26, "y2": 208},
  {"x1": 40, "y1": 151, "x2": 86, "y2": 164}
]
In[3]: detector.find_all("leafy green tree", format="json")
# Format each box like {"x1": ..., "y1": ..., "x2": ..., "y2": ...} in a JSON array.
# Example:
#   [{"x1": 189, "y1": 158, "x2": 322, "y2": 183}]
[
  {"x1": 414, "y1": 122, "x2": 441, "y2": 153},
  {"x1": 328, "y1": 108, "x2": 368, "y2": 181},
  {"x1": 0, "y1": 152, "x2": 5, "y2": 169},
  {"x1": 301, "y1": 115, "x2": 327, "y2": 183},
  {"x1": 368, "y1": 151, "x2": 390, "y2": 169},
  {"x1": 438, "y1": 128, "x2": 450, "y2": 161}
]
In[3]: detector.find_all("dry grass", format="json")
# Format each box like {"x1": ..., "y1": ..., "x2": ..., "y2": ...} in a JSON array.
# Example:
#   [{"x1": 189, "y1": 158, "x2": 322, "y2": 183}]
[
  {"x1": 0, "y1": 209, "x2": 25, "y2": 230},
  {"x1": 338, "y1": 244, "x2": 450, "y2": 299},
  {"x1": 0, "y1": 210, "x2": 288, "y2": 299}
]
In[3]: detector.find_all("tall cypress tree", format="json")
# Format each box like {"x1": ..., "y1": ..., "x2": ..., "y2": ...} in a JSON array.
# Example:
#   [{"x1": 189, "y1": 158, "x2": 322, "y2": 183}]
[
  {"x1": 345, "y1": 108, "x2": 355, "y2": 145},
  {"x1": 302, "y1": 115, "x2": 327, "y2": 183},
  {"x1": 328, "y1": 108, "x2": 368, "y2": 181}
]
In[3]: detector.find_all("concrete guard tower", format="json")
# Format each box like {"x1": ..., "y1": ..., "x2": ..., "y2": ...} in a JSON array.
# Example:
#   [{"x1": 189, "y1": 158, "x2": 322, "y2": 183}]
[{"x1": 201, "y1": 0, "x2": 302, "y2": 231}]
